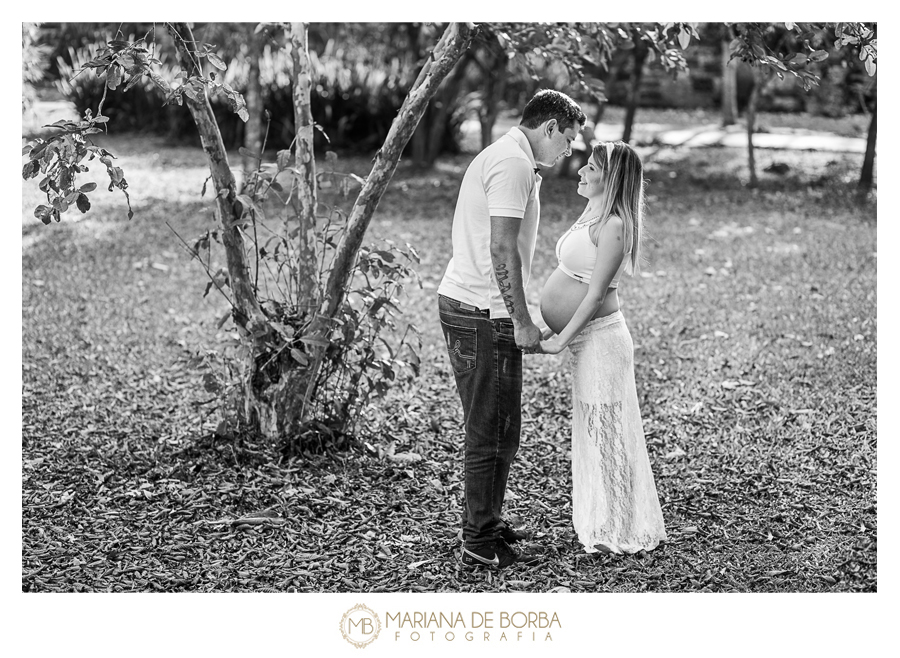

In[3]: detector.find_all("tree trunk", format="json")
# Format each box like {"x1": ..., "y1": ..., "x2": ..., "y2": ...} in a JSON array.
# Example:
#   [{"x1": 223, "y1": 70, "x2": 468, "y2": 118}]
[
  {"x1": 168, "y1": 23, "x2": 272, "y2": 430},
  {"x1": 721, "y1": 36, "x2": 738, "y2": 127},
  {"x1": 169, "y1": 23, "x2": 266, "y2": 336},
  {"x1": 746, "y1": 67, "x2": 769, "y2": 188},
  {"x1": 594, "y1": 53, "x2": 625, "y2": 127},
  {"x1": 859, "y1": 101, "x2": 876, "y2": 192},
  {"x1": 241, "y1": 25, "x2": 264, "y2": 185},
  {"x1": 622, "y1": 37, "x2": 648, "y2": 144},
  {"x1": 289, "y1": 23, "x2": 319, "y2": 310}
]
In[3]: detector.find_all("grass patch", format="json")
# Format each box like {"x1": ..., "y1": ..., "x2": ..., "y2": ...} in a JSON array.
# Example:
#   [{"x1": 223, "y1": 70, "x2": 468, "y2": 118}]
[{"x1": 22, "y1": 132, "x2": 875, "y2": 592}]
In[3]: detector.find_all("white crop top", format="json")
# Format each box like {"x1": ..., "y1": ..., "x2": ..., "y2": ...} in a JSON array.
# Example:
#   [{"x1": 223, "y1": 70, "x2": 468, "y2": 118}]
[{"x1": 555, "y1": 215, "x2": 631, "y2": 288}]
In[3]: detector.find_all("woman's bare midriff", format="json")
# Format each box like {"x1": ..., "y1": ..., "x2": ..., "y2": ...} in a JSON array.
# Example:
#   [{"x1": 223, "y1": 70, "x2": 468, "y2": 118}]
[{"x1": 539, "y1": 266, "x2": 620, "y2": 336}]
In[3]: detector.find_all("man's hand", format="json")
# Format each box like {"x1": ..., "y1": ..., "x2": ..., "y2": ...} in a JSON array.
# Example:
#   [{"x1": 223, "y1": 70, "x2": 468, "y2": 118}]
[{"x1": 514, "y1": 321, "x2": 542, "y2": 352}]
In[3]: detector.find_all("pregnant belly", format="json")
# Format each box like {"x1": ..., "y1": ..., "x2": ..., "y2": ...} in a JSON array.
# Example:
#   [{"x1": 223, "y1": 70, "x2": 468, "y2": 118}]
[{"x1": 539, "y1": 267, "x2": 618, "y2": 335}]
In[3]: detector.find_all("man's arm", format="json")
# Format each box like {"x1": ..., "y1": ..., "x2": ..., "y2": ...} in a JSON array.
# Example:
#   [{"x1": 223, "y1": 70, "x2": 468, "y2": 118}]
[{"x1": 490, "y1": 216, "x2": 541, "y2": 351}]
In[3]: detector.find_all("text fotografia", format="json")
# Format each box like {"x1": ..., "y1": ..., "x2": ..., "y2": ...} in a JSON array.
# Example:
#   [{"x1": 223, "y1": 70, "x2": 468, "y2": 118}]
[{"x1": 387, "y1": 611, "x2": 561, "y2": 642}]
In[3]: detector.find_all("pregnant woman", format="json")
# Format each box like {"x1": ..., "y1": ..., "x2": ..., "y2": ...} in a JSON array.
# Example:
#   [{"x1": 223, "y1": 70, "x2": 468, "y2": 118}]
[{"x1": 539, "y1": 141, "x2": 667, "y2": 555}]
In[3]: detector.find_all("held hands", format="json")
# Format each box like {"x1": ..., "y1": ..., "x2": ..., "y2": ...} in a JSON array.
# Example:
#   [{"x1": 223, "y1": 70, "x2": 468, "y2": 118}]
[
  {"x1": 539, "y1": 338, "x2": 564, "y2": 355},
  {"x1": 538, "y1": 327, "x2": 563, "y2": 355},
  {"x1": 514, "y1": 321, "x2": 542, "y2": 353}
]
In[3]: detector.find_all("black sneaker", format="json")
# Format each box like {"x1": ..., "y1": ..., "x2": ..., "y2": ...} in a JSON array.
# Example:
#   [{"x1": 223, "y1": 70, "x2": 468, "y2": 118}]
[
  {"x1": 460, "y1": 539, "x2": 540, "y2": 569},
  {"x1": 457, "y1": 520, "x2": 532, "y2": 544}
]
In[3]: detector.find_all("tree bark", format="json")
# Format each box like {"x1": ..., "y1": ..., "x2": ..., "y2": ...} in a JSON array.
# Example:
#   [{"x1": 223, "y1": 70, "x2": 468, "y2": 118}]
[
  {"x1": 721, "y1": 36, "x2": 738, "y2": 127},
  {"x1": 168, "y1": 23, "x2": 272, "y2": 432},
  {"x1": 241, "y1": 25, "x2": 264, "y2": 184},
  {"x1": 168, "y1": 23, "x2": 266, "y2": 339},
  {"x1": 289, "y1": 23, "x2": 319, "y2": 310},
  {"x1": 858, "y1": 101, "x2": 876, "y2": 192},
  {"x1": 622, "y1": 36, "x2": 649, "y2": 144},
  {"x1": 746, "y1": 67, "x2": 770, "y2": 188}
]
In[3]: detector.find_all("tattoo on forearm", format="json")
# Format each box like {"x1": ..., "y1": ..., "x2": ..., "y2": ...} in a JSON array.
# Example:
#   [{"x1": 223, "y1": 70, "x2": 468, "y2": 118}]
[{"x1": 495, "y1": 262, "x2": 516, "y2": 316}]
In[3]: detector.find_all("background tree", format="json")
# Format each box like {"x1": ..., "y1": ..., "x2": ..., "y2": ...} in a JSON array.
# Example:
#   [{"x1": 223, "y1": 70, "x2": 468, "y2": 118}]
[
  {"x1": 240, "y1": 23, "x2": 267, "y2": 182},
  {"x1": 727, "y1": 22, "x2": 876, "y2": 187}
]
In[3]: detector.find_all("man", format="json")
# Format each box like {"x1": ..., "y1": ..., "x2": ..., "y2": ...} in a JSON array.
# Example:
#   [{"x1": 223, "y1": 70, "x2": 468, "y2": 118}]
[{"x1": 437, "y1": 90, "x2": 586, "y2": 568}]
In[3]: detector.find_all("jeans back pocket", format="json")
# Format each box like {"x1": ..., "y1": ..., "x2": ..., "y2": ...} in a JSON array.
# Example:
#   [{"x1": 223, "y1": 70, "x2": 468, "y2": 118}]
[{"x1": 440, "y1": 321, "x2": 477, "y2": 374}]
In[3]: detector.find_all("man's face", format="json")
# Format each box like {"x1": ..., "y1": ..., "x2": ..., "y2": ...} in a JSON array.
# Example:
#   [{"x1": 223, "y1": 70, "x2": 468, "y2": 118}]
[{"x1": 535, "y1": 120, "x2": 580, "y2": 167}]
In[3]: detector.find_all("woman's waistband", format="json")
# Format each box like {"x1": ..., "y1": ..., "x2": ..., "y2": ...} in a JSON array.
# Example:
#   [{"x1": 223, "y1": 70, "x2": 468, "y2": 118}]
[{"x1": 569, "y1": 311, "x2": 626, "y2": 348}]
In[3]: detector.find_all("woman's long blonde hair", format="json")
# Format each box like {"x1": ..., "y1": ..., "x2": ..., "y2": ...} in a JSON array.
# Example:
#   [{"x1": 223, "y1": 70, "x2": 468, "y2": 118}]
[{"x1": 591, "y1": 141, "x2": 645, "y2": 276}]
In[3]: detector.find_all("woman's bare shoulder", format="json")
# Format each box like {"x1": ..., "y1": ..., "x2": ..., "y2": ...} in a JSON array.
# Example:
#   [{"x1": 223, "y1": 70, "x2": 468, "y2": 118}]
[{"x1": 590, "y1": 214, "x2": 625, "y2": 244}]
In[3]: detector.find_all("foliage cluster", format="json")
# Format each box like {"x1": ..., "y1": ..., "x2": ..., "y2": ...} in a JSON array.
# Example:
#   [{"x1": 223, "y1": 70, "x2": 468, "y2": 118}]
[{"x1": 50, "y1": 26, "x2": 419, "y2": 151}]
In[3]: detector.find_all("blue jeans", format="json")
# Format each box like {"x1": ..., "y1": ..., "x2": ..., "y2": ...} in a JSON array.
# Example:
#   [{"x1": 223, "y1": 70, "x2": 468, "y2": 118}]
[{"x1": 438, "y1": 294, "x2": 522, "y2": 546}]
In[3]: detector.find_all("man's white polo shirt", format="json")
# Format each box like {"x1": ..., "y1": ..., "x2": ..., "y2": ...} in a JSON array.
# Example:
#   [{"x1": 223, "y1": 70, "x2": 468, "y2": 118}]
[{"x1": 438, "y1": 127, "x2": 541, "y2": 319}]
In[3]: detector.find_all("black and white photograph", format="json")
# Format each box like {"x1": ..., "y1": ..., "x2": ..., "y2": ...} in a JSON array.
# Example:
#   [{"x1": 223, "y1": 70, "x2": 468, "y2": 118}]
[{"x1": 16, "y1": 14, "x2": 886, "y2": 655}]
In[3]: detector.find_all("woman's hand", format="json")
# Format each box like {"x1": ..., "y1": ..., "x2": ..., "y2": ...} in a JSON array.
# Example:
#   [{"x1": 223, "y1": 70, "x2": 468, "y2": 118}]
[{"x1": 539, "y1": 339, "x2": 564, "y2": 355}]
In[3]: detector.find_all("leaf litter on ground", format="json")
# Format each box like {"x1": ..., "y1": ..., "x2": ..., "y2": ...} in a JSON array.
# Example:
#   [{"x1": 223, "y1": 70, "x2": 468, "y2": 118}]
[{"x1": 22, "y1": 135, "x2": 875, "y2": 592}]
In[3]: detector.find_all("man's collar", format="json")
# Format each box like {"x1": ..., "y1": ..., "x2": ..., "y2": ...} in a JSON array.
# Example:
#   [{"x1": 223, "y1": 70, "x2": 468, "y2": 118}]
[{"x1": 506, "y1": 126, "x2": 538, "y2": 173}]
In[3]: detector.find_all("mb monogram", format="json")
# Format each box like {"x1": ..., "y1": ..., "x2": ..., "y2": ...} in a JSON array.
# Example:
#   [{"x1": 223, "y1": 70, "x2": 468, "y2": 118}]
[{"x1": 340, "y1": 604, "x2": 382, "y2": 648}]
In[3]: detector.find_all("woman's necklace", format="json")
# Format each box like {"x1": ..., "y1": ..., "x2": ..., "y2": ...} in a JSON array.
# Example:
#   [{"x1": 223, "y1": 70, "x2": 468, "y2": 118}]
[{"x1": 572, "y1": 212, "x2": 603, "y2": 229}]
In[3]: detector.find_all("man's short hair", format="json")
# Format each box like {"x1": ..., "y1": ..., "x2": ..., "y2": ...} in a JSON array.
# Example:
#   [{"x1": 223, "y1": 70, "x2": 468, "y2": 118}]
[{"x1": 520, "y1": 90, "x2": 586, "y2": 132}]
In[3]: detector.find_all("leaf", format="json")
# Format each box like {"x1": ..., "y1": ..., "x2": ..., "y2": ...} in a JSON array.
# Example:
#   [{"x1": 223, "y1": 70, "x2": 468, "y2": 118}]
[
  {"x1": 207, "y1": 53, "x2": 227, "y2": 71},
  {"x1": 202, "y1": 372, "x2": 220, "y2": 393},
  {"x1": 678, "y1": 29, "x2": 691, "y2": 50},
  {"x1": 808, "y1": 50, "x2": 829, "y2": 63},
  {"x1": 300, "y1": 335, "x2": 330, "y2": 349},
  {"x1": 270, "y1": 322, "x2": 295, "y2": 340},
  {"x1": 290, "y1": 349, "x2": 309, "y2": 365},
  {"x1": 34, "y1": 205, "x2": 52, "y2": 224},
  {"x1": 216, "y1": 310, "x2": 232, "y2": 329},
  {"x1": 390, "y1": 452, "x2": 423, "y2": 464},
  {"x1": 865, "y1": 58, "x2": 876, "y2": 76},
  {"x1": 76, "y1": 194, "x2": 91, "y2": 214},
  {"x1": 107, "y1": 65, "x2": 122, "y2": 90},
  {"x1": 276, "y1": 149, "x2": 291, "y2": 172},
  {"x1": 79, "y1": 182, "x2": 97, "y2": 193}
]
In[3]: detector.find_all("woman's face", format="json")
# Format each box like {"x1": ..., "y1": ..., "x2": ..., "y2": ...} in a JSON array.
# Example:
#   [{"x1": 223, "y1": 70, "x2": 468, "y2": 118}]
[{"x1": 576, "y1": 153, "x2": 606, "y2": 202}]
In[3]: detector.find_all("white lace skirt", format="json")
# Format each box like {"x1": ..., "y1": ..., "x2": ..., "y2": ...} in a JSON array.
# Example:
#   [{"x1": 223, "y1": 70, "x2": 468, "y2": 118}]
[{"x1": 568, "y1": 311, "x2": 667, "y2": 554}]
